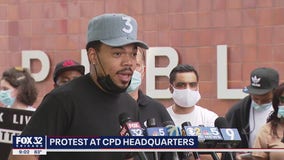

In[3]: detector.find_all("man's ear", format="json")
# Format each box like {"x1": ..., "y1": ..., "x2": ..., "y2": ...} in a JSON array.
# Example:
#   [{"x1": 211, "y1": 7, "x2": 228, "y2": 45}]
[
  {"x1": 169, "y1": 84, "x2": 174, "y2": 93},
  {"x1": 141, "y1": 65, "x2": 146, "y2": 80},
  {"x1": 87, "y1": 48, "x2": 97, "y2": 65}
]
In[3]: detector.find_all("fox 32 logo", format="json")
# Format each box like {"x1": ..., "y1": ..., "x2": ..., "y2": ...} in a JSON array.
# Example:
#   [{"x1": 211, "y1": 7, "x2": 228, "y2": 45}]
[{"x1": 13, "y1": 136, "x2": 45, "y2": 149}]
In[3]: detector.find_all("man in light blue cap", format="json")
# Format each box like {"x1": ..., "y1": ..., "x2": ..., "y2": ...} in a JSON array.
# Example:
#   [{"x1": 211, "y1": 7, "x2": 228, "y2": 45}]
[
  {"x1": 87, "y1": 13, "x2": 148, "y2": 49},
  {"x1": 9, "y1": 13, "x2": 148, "y2": 160}
]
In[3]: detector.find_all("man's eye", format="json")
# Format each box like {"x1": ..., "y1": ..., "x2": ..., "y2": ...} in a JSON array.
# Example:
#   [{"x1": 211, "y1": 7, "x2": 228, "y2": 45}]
[
  {"x1": 175, "y1": 83, "x2": 186, "y2": 88},
  {"x1": 176, "y1": 83, "x2": 183, "y2": 87},
  {"x1": 113, "y1": 52, "x2": 121, "y2": 57}
]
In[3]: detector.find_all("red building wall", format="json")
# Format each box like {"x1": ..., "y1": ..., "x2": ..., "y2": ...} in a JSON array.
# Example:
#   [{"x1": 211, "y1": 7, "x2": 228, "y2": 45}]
[{"x1": 1, "y1": 0, "x2": 284, "y2": 116}]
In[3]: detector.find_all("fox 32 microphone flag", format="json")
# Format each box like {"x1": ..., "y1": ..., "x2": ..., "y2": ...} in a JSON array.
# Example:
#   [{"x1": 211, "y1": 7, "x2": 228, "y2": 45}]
[{"x1": 12, "y1": 136, "x2": 198, "y2": 155}]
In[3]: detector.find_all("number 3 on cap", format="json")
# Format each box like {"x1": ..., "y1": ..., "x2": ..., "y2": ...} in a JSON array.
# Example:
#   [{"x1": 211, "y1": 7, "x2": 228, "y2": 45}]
[{"x1": 122, "y1": 16, "x2": 133, "y2": 33}]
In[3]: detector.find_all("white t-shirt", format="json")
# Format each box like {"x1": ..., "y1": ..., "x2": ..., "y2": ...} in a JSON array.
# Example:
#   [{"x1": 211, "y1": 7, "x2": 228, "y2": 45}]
[
  {"x1": 167, "y1": 105, "x2": 219, "y2": 128},
  {"x1": 248, "y1": 105, "x2": 273, "y2": 148},
  {"x1": 7, "y1": 105, "x2": 36, "y2": 111},
  {"x1": 26, "y1": 106, "x2": 36, "y2": 111}
]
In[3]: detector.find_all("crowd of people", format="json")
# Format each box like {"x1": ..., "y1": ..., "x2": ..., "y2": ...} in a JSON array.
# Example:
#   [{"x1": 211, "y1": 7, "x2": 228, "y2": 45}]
[{"x1": 0, "y1": 12, "x2": 282, "y2": 160}]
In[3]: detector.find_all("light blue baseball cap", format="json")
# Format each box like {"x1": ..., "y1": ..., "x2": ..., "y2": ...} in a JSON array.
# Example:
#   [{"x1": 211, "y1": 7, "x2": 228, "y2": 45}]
[{"x1": 87, "y1": 13, "x2": 148, "y2": 49}]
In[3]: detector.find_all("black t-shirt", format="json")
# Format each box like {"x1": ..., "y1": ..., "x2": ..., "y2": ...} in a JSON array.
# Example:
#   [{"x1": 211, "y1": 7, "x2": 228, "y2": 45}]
[
  {"x1": 137, "y1": 90, "x2": 173, "y2": 127},
  {"x1": 136, "y1": 90, "x2": 174, "y2": 160},
  {"x1": 22, "y1": 74, "x2": 139, "y2": 160}
]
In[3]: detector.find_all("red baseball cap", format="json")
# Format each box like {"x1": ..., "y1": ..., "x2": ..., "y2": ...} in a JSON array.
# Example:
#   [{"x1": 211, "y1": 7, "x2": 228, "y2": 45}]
[{"x1": 53, "y1": 59, "x2": 85, "y2": 83}]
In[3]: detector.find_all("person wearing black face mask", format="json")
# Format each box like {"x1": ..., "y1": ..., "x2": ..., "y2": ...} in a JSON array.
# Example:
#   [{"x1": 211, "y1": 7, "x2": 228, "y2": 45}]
[
  {"x1": 9, "y1": 13, "x2": 148, "y2": 160},
  {"x1": 94, "y1": 51, "x2": 133, "y2": 94}
]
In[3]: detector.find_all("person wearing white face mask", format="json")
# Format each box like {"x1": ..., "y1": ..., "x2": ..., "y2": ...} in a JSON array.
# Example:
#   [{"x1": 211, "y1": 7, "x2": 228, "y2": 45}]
[
  {"x1": 224, "y1": 67, "x2": 279, "y2": 160},
  {"x1": 167, "y1": 64, "x2": 220, "y2": 160},
  {"x1": 167, "y1": 64, "x2": 218, "y2": 128}
]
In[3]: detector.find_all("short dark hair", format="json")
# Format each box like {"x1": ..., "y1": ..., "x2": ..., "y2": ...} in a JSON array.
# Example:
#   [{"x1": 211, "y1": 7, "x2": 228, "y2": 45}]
[
  {"x1": 86, "y1": 40, "x2": 102, "y2": 52},
  {"x1": 169, "y1": 64, "x2": 199, "y2": 84},
  {"x1": 1, "y1": 67, "x2": 38, "y2": 106}
]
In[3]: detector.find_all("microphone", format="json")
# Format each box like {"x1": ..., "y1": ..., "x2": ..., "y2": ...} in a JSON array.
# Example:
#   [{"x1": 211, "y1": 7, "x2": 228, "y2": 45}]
[
  {"x1": 214, "y1": 117, "x2": 241, "y2": 160},
  {"x1": 181, "y1": 121, "x2": 200, "y2": 160},
  {"x1": 118, "y1": 113, "x2": 148, "y2": 160},
  {"x1": 146, "y1": 118, "x2": 168, "y2": 136},
  {"x1": 197, "y1": 124, "x2": 222, "y2": 160},
  {"x1": 214, "y1": 117, "x2": 241, "y2": 148},
  {"x1": 162, "y1": 121, "x2": 183, "y2": 160},
  {"x1": 181, "y1": 123, "x2": 222, "y2": 148},
  {"x1": 181, "y1": 123, "x2": 205, "y2": 145},
  {"x1": 119, "y1": 112, "x2": 144, "y2": 136},
  {"x1": 162, "y1": 121, "x2": 181, "y2": 136},
  {"x1": 181, "y1": 122, "x2": 221, "y2": 160},
  {"x1": 145, "y1": 118, "x2": 168, "y2": 160}
]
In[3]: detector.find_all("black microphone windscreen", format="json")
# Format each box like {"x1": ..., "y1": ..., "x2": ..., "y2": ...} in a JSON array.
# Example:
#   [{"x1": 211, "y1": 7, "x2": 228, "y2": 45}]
[
  {"x1": 119, "y1": 112, "x2": 132, "y2": 126},
  {"x1": 181, "y1": 121, "x2": 192, "y2": 128},
  {"x1": 214, "y1": 117, "x2": 229, "y2": 128},
  {"x1": 146, "y1": 118, "x2": 157, "y2": 127},
  {"x1": 162, "y1": 121, "x2": 175, "y2": 126}
]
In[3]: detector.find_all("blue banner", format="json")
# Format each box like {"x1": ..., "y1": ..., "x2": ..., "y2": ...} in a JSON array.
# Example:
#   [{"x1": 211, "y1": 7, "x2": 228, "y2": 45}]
[
  {"x1": 48, "y1": 136, "x2": 198, "y2": 149},
  {"x1": 13, "y1": 136, "x2": 46, "y2": 149}
]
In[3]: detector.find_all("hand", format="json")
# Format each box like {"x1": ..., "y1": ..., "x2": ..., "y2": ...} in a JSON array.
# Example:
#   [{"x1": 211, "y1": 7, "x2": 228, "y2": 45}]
[{"x1": 236, "y1": 152, "x2": 253, "y2": 160}]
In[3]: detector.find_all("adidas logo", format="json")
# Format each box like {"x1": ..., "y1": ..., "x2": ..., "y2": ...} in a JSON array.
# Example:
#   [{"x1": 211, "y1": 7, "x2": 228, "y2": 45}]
[{"x1": 251, "y1": 75, "x2": 261, "y2": 87}]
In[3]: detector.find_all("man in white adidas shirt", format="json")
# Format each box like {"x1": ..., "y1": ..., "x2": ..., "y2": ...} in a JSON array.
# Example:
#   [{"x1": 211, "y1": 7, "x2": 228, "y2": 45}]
[{"x1": 225, "y1": 67, "x2": 279, "y2": 160}]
